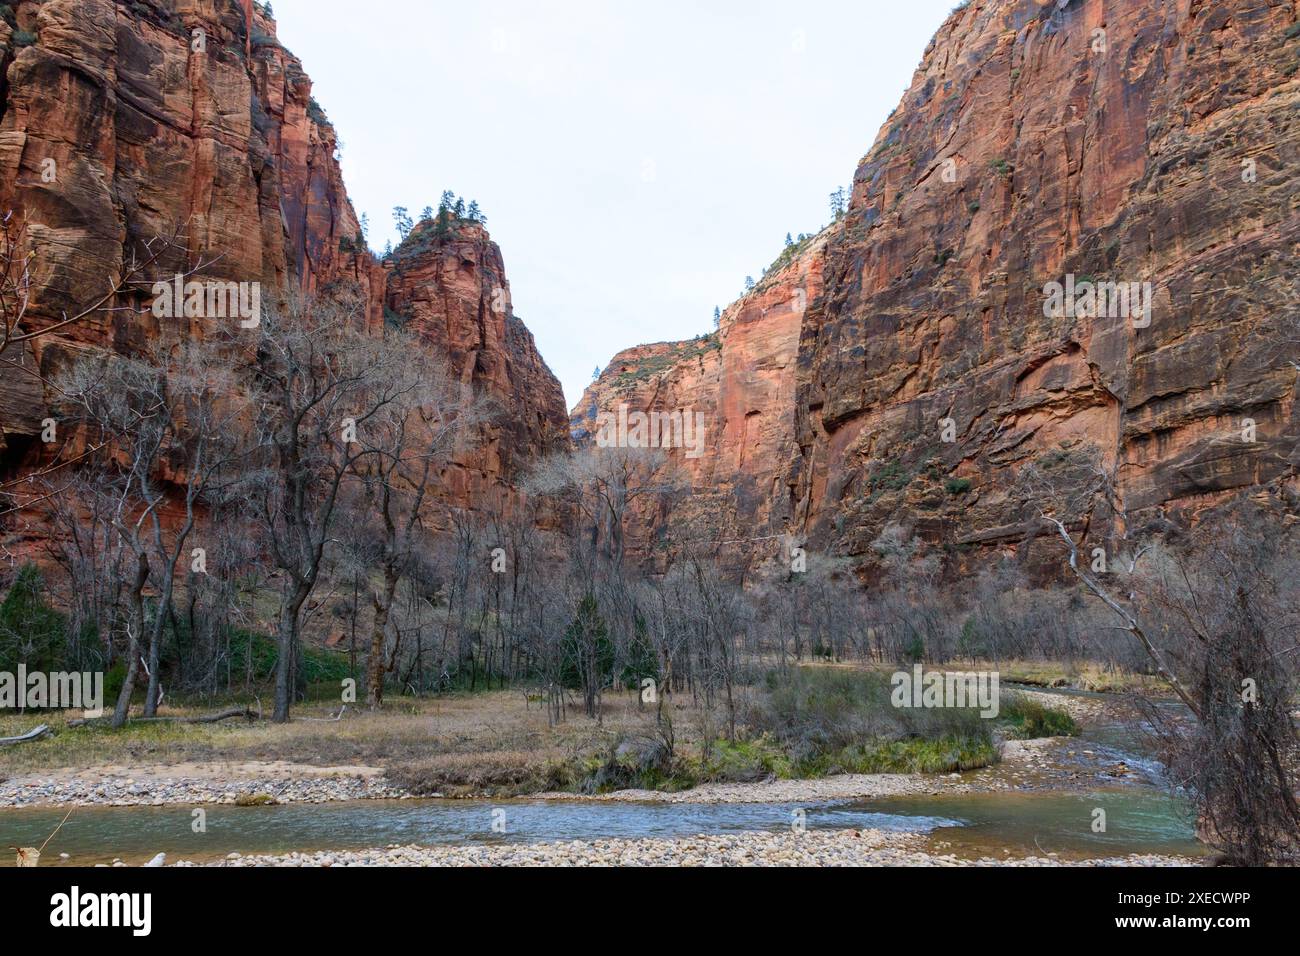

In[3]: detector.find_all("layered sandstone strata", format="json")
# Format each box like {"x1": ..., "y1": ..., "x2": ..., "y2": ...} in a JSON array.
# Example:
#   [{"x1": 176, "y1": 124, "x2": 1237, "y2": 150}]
[
  {"x1": 571, "y1": 229, "x2": 832, "y2": 576},
  {"x1": 791, "y1": 0, "x2": 1300, "y2": 565},
  {"x1": 582, "y1": 0, "x2": 1300, "y2": 576},
  {"x1": 0, "y1": 0, "x2": 566, "y2": 517}
]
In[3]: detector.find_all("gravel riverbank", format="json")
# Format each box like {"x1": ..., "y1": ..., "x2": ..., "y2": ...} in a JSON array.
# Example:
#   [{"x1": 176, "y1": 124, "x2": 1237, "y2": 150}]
[
  {"x1": 172, "y1": 830, "x2": 1199, "y2": 868},
  {"x1": 0, "y1": 762, "x2": 403, "y2": 808}
]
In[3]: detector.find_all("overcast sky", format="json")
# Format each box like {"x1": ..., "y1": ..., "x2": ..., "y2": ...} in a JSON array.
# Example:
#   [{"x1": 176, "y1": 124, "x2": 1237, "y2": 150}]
[{"x1": 271, "y1": 0, "x2": 959, "y2": 409}]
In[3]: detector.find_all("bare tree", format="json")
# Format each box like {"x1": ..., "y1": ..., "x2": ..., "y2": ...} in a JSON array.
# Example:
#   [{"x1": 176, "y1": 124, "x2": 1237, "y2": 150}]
[
  {"x1": 352, "y1": 343, "x2": 490, "y2": 708},
  {"x1": 240, "y1": 295, "x2": 415, "y2": 722},
  {"x1": 58, "y1": 356, "x2": 173, "y2": 727}
]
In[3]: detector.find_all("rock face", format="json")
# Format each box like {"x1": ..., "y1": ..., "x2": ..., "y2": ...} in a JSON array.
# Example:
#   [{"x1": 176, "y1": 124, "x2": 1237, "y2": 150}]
[
  {"x1": 571, "y1": 229, "x2": 832, "y2": 576},
  {"x1": 581, "y1": 0, "x2": 1299, "y2": 576},
  {"x1": 386, "y1": 221, "x2": 570, "y2": 522},
  {"x1": 0, "y1": 0, "x2": 565, "y2": 514},
  {"x1": 792, "y1": 0, "x2": 1300, "y2": 567}
]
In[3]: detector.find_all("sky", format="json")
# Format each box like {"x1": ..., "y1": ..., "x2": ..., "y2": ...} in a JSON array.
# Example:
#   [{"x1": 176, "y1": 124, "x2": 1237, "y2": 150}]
[{"x1": 271, "y1": 0, "x2": 960, "y2": 410}]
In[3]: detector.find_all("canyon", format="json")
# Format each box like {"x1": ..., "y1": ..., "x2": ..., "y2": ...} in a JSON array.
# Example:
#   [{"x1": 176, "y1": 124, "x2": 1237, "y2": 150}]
[
  {"x1": 0, "y1": 0, "x2": 1297, "y2": 582},
  {"x1": 576, "y1": 0, "x2": 1300, "y2": 579}
]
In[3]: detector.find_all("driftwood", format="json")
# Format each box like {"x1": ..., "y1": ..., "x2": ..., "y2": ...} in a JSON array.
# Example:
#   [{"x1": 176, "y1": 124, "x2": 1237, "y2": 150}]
[
  {"x1": 0, "y1": 724, "x2": 50, "y2": 746},
  {"x1": 69, "y1": 706, "x2": 261, "y2": 728}
]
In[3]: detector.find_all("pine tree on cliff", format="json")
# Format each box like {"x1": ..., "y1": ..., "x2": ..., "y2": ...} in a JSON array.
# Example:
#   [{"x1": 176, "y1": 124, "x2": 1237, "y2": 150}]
[
  {"x1": 786, "y1": 232, "x2": 794, "y2": 247},
  {"x1": 420, "y1": 206, "x2": 434, "y2": 222},
  {"x1": 713, "y1": 306, "x2": 722, "y2": 328},
  {"x1": 830, "y1": 187, "x2": 847, "y2": 221},
  {"x1": 467, "y1": 200, "x2": 484, "y2": 224},
  {"x1": 434, "y1": 192, "x2": 457, "y2": 238},
  {"x1": 393, "y1": 206, "x2": 413, "y2": 241}
]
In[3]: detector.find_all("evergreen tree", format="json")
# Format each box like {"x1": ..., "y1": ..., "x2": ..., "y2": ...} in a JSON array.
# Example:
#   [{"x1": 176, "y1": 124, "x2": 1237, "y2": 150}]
[
  {"x1": 830, "y1": 187, "x2": 847, "y2": 221},
  {"x1": 713, "y1": 306, "x2": 722, "y2": 328},
  {"x1": 421, "y1": 206, "x2": 434, "y2": 222},
  {"x1": 786, "y1": 232, "x2": 794, "y2": 246},
  {"x1": 392, "y1": 206, "x2": 413, "y2": 241}
]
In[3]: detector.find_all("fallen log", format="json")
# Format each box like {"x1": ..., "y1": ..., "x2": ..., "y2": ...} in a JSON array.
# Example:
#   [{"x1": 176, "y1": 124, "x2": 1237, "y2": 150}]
[
  {"x1": 68, "y1": 706, "x2": 261, "y2": 728},
  {"x1": 132, "y1": 707, "x2": 262, "y2": 725},
  {"x1": 0, "y1": 725, "x2": 50, "y2": 746}
]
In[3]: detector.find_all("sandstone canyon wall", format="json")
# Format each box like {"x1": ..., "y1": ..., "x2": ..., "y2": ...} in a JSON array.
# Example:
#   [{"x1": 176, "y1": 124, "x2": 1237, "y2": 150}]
[
  {"x1": 580, "y1": 0, "x2": 1300, "y2": 578},
  {"x1": 793, "y1": 0, "x2": 1299, "y2": 567},
  {"x1": 0, "y1": 0, "x2": 567, "y2": 528},
  {"x1": 571, "y1": 228, "x2": 833, "y2": 577}
]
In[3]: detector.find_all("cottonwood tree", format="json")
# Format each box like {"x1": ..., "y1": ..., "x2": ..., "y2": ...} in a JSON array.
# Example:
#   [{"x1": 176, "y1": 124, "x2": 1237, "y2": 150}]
[
  {"x1": 1136, "y1": 510, "x2": 1300, "y2": 865},
  {"x1": 58, "y1": 356, "x2": 172, "y2": 726},
  {"x1": 527, "y1": 445, "x2": 677, "y2": 718},
  {"x1": 241, "y1": 295, "x2": 414, "y2": 722},
  {"x1": 352, "y1": 345, "x2": 490, "y2": 708},
  {"x1": 58, "y1": 341, "x2": 249, "y2": 718}
]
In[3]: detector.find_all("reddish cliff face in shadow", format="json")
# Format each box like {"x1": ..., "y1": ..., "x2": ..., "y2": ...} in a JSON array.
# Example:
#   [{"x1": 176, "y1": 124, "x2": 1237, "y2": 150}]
[
  {"x1": 0, "y1": 0, "x2": 565, "y2": 519},
  {"x1": 386, "y1": 221, "x2": 570, "y2": 525},
  {"x1": 571, "y1": 230, "x2": 832, "y2": 577},
  {"x1": 791, "y1": 0, "x2": 1300, "y2": 566}
]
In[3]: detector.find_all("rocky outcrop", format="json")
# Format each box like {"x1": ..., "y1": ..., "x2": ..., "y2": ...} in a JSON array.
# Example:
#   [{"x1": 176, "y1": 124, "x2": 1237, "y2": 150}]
[
  {"x1": 386, "y1": 221, "x2": 570, "y2": 522},
  {"x1": 0, "y1": 0, "x2": 565, "y2": 514},
  {"x1": 582, "y1": 0, "x2": 1300, "y2": 578},
  {"x1": 571, "y1": 229, "x2": 833, "y2": 576}
]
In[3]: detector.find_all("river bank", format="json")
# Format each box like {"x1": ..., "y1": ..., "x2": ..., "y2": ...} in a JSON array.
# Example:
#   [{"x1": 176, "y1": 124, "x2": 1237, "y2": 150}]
[
  {"x1": 0, "y1": 687, "x2": 1145, "y2": 810},
  {"x1": 169, "y1": 830, "x2": 1196, "y2": 868}
]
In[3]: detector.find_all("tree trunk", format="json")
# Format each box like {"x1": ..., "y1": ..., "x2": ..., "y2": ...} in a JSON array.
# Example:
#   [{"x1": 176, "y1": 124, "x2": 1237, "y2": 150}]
[
  {"x1": 111, "y1": 551, "x2": 150, "y2": 729},
  {"x1": 142, "y1": 558, "x2": 179, "y2": 717},
  {"x1": 273, "y1": 580, "x2": 309, "y2": 723},
  {"x1": 366, "y1": 567, "x2": 400, "y2": 708}
]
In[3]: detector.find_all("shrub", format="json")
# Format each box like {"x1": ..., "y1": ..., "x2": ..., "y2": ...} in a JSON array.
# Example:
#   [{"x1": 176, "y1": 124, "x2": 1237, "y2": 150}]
[
  {"x1": 747, "y1": 668, "x2": 999, "y2": 776},
  {"x1": 998, "y1": 693, "x2": 1079, "y2": 739},
  {"x1": 12, "y1": 28, "x2": 37, "y2": 47},
  {"x1": 946, "y1": 478, "x2": 973, "y2": 496}
]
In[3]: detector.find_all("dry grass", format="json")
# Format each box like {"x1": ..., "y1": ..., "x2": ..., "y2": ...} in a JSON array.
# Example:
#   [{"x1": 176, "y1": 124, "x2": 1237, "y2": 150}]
[{"x1": 0, "y1": 689, "x2": 717, "y2": 795}]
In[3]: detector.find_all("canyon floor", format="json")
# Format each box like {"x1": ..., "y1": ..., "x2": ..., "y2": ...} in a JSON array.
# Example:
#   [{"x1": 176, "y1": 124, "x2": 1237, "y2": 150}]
[{"x1": 0, "y1": 673, "x2": 1206, "y2": 868}]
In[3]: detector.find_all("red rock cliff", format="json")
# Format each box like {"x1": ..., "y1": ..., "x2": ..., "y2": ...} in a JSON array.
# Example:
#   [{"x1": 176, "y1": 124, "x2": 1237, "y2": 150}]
[
  {"x1": 0, "y1": 0, "x2": 565, "y2": 513},
  {"x1": 572, "y1": 228, "x2": 832, "y2": 577},
  {"x1": 581, "y1": 0, "x2": 1299, "y2": 577},
  {"x1": 792, "y1": 0, "x2": 1300, "y2": 567},
  {"x1": 387, "y1": 220, "x2": 570, "y2": 523}
]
